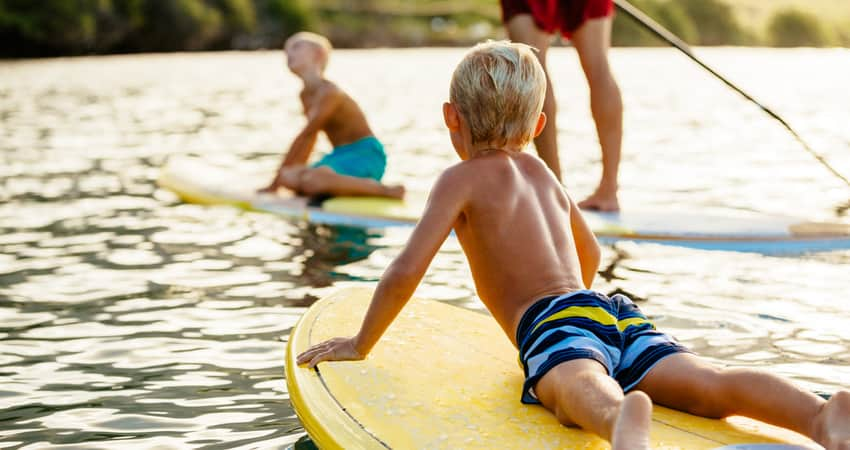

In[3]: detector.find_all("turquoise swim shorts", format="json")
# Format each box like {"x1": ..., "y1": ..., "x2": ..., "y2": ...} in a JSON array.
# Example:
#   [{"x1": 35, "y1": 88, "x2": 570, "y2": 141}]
[{"x1": 311, "y1": 136, "x2": 386, "y2": 181}]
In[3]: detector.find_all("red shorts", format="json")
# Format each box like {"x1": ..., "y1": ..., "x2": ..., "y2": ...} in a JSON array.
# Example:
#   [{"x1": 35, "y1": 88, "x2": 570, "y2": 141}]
[{"x1": 500, "y1": 0, "x2": 614, "y2": 40}]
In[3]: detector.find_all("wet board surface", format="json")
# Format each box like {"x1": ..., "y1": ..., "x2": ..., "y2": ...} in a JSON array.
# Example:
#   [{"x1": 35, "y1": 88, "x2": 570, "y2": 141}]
[
  {"x1": 285, "y1": 287, "x2": 817, "y2": 449},
  {"x1": 158, "y1": 156, "x2": 850, "y2": 253}
]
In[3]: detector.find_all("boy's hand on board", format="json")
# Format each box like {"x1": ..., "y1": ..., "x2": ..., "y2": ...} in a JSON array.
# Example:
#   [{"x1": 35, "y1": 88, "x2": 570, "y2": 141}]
[
  {"x1": 297, "y1": 337, "x2": 363, "y2": 368},
  {"x1": 257, "y1": 183, "x2": 279, "y2": 194}
]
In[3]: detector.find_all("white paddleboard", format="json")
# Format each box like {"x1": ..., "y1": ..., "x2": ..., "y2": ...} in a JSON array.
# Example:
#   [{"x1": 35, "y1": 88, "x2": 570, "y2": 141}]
[{"x1": 158, "y1": 156, "x2": 850, "y2": 253}]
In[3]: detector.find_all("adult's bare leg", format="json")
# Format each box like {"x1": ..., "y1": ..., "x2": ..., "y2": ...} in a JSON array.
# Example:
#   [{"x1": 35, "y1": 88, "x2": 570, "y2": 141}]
[
  {"x1": 505, "y1": 15, "x2": 561, "y2": 181},
  {"x1": 572, "y1": 16, "x2": 622, "y2": 211}
]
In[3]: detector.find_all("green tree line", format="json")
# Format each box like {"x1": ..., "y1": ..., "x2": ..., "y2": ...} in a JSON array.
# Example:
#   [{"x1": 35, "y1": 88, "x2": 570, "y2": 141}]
[
  {"x1": 0, "y1": 0, "x2": 314, "y2": 56},
  {"x1": 0, "y1": 0, "x2": 843, "y2": 57}
]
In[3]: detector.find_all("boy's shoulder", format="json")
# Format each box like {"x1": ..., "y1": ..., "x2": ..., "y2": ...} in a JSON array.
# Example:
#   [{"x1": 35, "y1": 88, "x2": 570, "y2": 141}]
[
  {"x1": 425, "y1": 158, "x2": 482, "y2": 204},
  {"x1": 427, "y1": 152, "x2": 563, "y2": 218},
  {"x1": 302, "y1": 79, "x2": 344, "y2": 101},
  {"x1": 433, "y1": 159, "x2": 472, "y2": 187},
  {"x1": 433, "y1": 151, "x2": 544, "y2": 194},
  {"x1": 452, "y1": 151, "x2": 564, "y2": 199},
  {"x1": 319, "y1": 78, "x2": 342, "y2": 93},
  {"x1": 439, "y1": 153, "x2": 500, "y2": 179},
  {"x1": 453, "y1": 151, "x2": 548, "y2": 179}
]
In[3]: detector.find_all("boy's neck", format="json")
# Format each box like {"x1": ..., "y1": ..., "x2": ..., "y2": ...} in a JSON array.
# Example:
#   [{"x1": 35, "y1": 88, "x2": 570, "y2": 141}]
[
  {"x1": 299, "y1": 70, "x2": 325, "y2": 88},
  {"x1": 467, "y1": 141, "x2": 524, "y2": 159}
]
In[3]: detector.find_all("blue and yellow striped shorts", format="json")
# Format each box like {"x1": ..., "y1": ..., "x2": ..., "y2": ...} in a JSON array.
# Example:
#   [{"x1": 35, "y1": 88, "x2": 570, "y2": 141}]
[{"x1": 516, "y1": 290, "x2": 690, "y2": 404}]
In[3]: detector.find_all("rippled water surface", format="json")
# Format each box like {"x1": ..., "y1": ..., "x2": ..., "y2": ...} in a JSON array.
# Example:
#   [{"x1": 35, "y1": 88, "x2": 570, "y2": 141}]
[{"x1": 2, "y1": 48, "x2": 850, "y2": 448}]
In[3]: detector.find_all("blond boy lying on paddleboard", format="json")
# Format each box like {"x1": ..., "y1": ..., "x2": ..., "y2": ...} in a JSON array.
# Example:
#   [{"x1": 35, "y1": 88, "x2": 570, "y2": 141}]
[
  {"x1": 260, "y1": 32, "x2": 404, "y2": 200},
  {"x1": 297, "y1": 41, "x2": 850, "y2": 450}
]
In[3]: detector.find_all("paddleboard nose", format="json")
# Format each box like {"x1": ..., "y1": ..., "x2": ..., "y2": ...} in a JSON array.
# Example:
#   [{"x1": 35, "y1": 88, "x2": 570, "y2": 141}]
[{"x1": 713, "y1": 445, "x2": 814, "y2": 450}]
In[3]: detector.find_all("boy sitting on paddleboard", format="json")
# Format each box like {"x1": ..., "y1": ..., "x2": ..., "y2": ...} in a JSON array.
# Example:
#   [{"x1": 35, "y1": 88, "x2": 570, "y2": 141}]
[
  {"x1": 297, "y1": 41, "x2": 850, "y2": 450},
  {"x1": 259, "y1": 32, "x2": 405, "y2": 200}
]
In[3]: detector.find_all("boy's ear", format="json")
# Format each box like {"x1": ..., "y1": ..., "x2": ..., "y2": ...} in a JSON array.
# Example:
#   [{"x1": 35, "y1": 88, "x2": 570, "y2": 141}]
[
  {"x1": 443, "y1": 102, "x2": 460, "y2": 131},
  {"x1": 532, "y1": 112, "x2": 547, "y2": 138}
]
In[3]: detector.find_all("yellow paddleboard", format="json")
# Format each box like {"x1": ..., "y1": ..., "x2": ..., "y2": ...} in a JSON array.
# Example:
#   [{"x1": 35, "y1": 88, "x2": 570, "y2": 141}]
[
  {"x1": 285, "y1": 287, "x2": 817, "y2": 449},
  {"x1": 157, "y1": 156, "x2": 423, "y2": 225}
]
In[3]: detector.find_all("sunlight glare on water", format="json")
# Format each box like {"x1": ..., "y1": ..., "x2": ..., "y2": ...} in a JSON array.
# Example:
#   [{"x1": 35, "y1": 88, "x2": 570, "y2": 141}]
[{"x1": 1, "y1": 47, "x2": 849, "y2": 447}]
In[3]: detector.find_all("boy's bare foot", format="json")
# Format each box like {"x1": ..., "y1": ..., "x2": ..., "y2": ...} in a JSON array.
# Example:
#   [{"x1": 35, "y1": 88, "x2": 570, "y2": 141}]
[
  {"x1": 611, "y1": 391, "x2": 652, "y2": 450},
  {"x1": 812, "y1": 390, "x2": 850, "y2": 450},
  {"x1": 384, "y1": 185, "x2": 405, "y2": 200},
  {"x1": 578, "y1": 190, "x2": 619, "y2": 212}
]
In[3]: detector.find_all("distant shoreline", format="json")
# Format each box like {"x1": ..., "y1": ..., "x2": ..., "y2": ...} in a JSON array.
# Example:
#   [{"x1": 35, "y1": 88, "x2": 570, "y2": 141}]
[
  {"x1": 3, "y1": 45, "x2": 845, "y2": 64},
  {"x1": 1, "y1": 0, "x2": 846, "y2": 58}
]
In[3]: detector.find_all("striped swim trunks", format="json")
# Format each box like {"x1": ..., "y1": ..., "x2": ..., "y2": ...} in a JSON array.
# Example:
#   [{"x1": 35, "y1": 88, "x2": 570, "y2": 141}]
[{"x1": 516, "y1": 290, "x2": 689, "y2": 404}]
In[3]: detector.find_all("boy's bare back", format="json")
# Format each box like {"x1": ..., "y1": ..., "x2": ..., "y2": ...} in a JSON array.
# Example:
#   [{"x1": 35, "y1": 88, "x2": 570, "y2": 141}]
[
  {"x1": 291, "y1": 40, "x2": 600, "y2": 358},
  {"x1": 297, "y1": 41, "x2": 850, "y2": 450},
  {"x1": 299, "y1": 80, "x2": 373, "y2": 148},
  {"x1": 442, "y1": 150, "x2": 598, "y2": 342}
]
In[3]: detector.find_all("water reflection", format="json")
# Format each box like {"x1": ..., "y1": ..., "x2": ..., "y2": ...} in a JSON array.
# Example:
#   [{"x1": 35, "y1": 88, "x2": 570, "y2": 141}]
[{"x1": 1, "y1": 48, "x2": 849, "y2": 447}]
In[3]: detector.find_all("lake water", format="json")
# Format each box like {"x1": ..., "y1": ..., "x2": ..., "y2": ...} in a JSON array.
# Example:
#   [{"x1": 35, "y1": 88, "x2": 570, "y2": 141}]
[{"x1": 1, "y1": 47, "x2": 849, "y2": 448}]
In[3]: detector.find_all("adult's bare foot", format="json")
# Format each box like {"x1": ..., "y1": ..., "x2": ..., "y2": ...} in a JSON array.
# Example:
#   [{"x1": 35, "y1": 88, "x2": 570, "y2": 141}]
[
  {"x1": 812, "y1": 390, "x2": 850, "y2": 450},
  {"x1": 611, "y1": 391, "x2": 652, "y2": 450},
  {"x1": 578, "y1": 190, "x2": 619, "y2": 212}
]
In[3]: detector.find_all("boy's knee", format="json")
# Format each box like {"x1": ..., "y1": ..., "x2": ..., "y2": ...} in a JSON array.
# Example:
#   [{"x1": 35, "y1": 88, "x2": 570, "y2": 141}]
[
  {"x1": 553, "y1": 405, "x2": 577, "y2": 427},
  {"x1": 544, "y1": 370, "x2": 612, "y2": 427},
  {"x1": 277, "y1": 167, "x2": 302, "y2": 190},
  {"x1": 543, "y1": 393, "x2": 578, "y2": 427},
  {"x1": 299, "y1": 173, "x2": 323, "y2": 195},
  {"x1": 299, "y1": 168, "x2": 333, "y2": 195}
]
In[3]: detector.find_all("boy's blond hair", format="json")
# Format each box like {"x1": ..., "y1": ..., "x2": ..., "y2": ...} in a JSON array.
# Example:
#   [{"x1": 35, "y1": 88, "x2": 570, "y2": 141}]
[
  {"x1": 450, "y1": 41, "x2": 547, "y2": 148},
  {"x1": 285, "y1": 31, "x2": 333, "y2": 70}
]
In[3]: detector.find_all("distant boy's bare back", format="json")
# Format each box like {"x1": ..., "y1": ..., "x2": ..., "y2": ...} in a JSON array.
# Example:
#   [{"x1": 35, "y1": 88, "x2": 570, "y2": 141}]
[
  {"x1": 437, "y1": 150, "x2": 596, "y2": 341},
  {"x1": 299, "y1": 80, "x2": 372, "y2": 147},
  {"x1": 263, "y1": 31, "x2": 402, "y2": 198}
]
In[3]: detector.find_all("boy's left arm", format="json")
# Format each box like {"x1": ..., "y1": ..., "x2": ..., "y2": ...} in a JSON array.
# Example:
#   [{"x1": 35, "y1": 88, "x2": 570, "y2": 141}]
[
  {"x1": 260, "y1": 87, "x2": 343, "y2": 191},
  {"x1": 284, "y1": 86, "x2": 343, "y2": 166},
  {"x1": 297, "y1": 167, "x2": 468, "y2": 367}
]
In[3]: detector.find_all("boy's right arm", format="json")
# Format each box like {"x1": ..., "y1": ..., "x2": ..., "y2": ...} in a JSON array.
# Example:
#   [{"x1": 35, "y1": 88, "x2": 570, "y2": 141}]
[
  {"x1": 296, "y1": 167, "x2": 469, "y2": 367},
  {"x1": 261, "y1": 87, "x2": 343, "y2": 191},
  {"x1": 569, "y1": 195, "x2": 601, "y2": 288}
]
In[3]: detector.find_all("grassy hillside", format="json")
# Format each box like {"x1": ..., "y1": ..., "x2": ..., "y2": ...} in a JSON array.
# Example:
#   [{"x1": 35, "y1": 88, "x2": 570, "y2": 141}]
[
  {"x1": 733, "y1": 0, "x2": 850, "y2": 28},
  {"x1": 731, "y1": 0, "x2": 850, "y2": 44}
]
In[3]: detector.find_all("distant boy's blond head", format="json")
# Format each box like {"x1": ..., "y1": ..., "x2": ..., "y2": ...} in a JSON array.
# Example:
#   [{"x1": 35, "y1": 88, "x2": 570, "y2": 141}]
[
  {"x1": 285, "y1": 31, "x2": 333, "y2": 71},
  {"x1": 450, "y1": 41, "x2": 546, "y2": 148}
]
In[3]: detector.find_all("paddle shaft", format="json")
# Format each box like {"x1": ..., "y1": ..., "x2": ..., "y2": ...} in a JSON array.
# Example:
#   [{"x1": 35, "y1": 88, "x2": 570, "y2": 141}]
[
  {"x1": 613, "y1": 0, "x2": 850, "y2": 203},
  {"x1": 614, "y1": 3, "x2": 844, "y2": 395}
]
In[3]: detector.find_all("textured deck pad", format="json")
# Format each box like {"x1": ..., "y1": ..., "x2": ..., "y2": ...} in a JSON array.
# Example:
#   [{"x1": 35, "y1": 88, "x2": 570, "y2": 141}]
[{"x1": 286, "y1": 287, "x2": 816, "y2": 449}]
